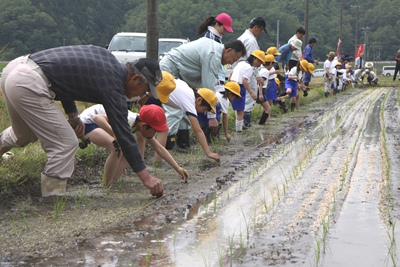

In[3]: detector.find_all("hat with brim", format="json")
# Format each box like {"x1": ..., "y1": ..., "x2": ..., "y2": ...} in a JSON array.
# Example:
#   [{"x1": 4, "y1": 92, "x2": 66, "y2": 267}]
[
  {"x1": 132, "y1": 58, "x2": 162, "y2": 99},
  {"x1": 139, "y1": 104, "x2": 168, "y2": 132},
  {"x1": 300, "y1": 60, "x2": 309, "y2": 70},
  {"x1": 156, "y1": 71, "x2": 176, "y2": 103},
  {"x1": 266, "y1": 47, "x2": 281, "y2": 56},
  {"x1": 308, "y1": 63, "x2": 315, "y2": 75},
  {"x1": 197, "y1": 88, "x2": 218, "y2": 114},
  {"x1": 326, "y1": 52, "x2": 336, "y2": 58},
  {"x1": 251, "y1": 50, "x2": 265, "y2": 63},
  {"x1": 365, "y1": 62, "x2": 373, "y2": 68},
  {"x1": 215, "y1": 13, "x2": 233, "y2": 33},
  {"x1": 224, "y1": 82, "x2": 241, "y2": 97},
  {"x1": 264, "y1": 54, "x2": 277, "y2": 63},
  {"x1": 290, "y1": 39, "x2": 302, "y2": 51}
]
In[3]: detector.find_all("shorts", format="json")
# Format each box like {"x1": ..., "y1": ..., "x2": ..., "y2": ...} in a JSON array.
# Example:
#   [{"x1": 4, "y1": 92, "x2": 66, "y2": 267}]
[
  {"x1": 84, "y1": 123, "x2": 99, "y2": 135},
  {"x1": 256, "y1": 88, "x2": 267, "y2": 104},
  {"x1": 285, "y1": 79, "x2": 298, "y2": 98},
  {"x1": 231, "y1": 84, "x2": 246, "y2": 111},
  {"x1": 266, "y1": 79, "x2": 278, "y2": 101}
]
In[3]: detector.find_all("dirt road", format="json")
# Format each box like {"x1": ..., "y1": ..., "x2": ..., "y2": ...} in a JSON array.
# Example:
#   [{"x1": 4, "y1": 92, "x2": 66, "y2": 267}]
[{"x1": 1, "y1": 87, "x2": 400, "y2": 266}]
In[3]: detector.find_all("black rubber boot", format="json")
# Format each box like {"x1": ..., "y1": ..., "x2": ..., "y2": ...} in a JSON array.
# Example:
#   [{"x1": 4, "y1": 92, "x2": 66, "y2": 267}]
[
  {"x1": 324, "y1": 92, "x2": 330, "y2": 98},
  {"x1": 279, "y1": 100, "x2": 288, "y2": 113},
  {"x1": 303, "y1": 90, "x2": 308, "y2": 97},
  {"x1": 291, "y1": 103, "x2": 296, "y2": 112},
  {"x1": 165, "y1": 135, "x2": 176, "y2": 150},
  {"x1": 176, "y1": 129, "x2": 190, "y2": 149},
  {"x1": 258, "y1": 111, "x2": 269, "y2": 125},
  {"x1": 243, "y1": 112, "x2": 252, "y2": 128}
]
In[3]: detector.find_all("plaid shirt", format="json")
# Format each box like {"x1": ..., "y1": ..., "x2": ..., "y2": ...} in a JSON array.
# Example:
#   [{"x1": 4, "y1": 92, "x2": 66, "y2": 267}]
[{"x1": 30, "y1": 45, "x2": 146, "y2": 172}]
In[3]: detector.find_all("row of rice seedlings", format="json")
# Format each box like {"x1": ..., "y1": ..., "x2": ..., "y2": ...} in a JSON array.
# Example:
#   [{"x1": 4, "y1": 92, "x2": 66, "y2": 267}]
[{"x1": 379, "y1": 89, "x2": 398, "y2": 266}]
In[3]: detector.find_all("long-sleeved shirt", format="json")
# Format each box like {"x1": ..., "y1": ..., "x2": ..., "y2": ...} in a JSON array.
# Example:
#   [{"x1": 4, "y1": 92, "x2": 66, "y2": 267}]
[
  {"x1": 159, "y1": 37, "x2": 223, "y2": 90},
  {"x1": 30, "y1": 45, "x2": 146, "y2": 173},
  {"x1": 303, "y1": 44, "x2": 315, "y2": 63}
]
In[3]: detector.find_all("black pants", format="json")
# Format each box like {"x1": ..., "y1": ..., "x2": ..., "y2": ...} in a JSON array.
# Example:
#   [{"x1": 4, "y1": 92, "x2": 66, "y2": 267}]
[{"x1": 394, "y1": 62, "x2": 400, "y2": 81}]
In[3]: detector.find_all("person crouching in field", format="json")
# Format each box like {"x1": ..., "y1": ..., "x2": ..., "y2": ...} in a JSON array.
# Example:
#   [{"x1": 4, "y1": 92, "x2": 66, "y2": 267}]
[
  {"x1": 277, "y1": 59, "x2": 313, "y2": 112},
  {"x1": 198, "y1": 81, "x2": 242, "y2": 143},
  {"x1": 80, "y1": 104, "x2": 189, "y2": 186},
  {"x1": 149, "y1": 71, "x2": 220, "y2": 164}
]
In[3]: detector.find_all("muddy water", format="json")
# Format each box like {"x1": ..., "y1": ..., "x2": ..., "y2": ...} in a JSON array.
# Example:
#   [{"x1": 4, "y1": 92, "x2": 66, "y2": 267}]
[{"x1": 17, "y1": 88, "x2": 400, "y2": 267}]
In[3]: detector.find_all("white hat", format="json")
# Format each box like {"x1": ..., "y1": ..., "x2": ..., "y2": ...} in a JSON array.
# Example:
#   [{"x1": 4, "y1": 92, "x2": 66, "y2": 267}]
[
  {"x1": 290, "y1": 39, "x2": 302, "y2": 50},
  {"x1": 365, "y1": 62, "x2": 373, "y2": 68}
]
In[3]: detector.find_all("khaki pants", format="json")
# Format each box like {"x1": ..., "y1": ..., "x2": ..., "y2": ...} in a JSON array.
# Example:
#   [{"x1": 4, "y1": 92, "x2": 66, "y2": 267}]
[{"x1": 0, "y1": 56, "x2": 78, "y2": 179}]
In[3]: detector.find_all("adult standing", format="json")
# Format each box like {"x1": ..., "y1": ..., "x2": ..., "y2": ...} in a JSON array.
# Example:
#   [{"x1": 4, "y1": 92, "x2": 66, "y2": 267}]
[
  {"x1": 355, "y1": 52, "x2": 364, "y2": 70},
  {"x1": 303, "y1": 37, "x2": 318, "y2": 95},
  {"x1": 159, "y1": 38, "x2": 246, "y2": 150},
  {"x1": 324, "y1": 52, "x2": 336, "y2": 97},
  {"x1": 0, "y1": 45, "x2": 164, "y2": 197},
  {"x1": 198, "y1": 13, "x2": 234, "y2": 137},
  {"x1": 287, "y1": 27, "x2": 306, "y2": 70},
  {"x1": 393, "y1": 50, "x2": 400, "y2": 81},
  {"x1": 236, "y1": 17, "x2": 268, "y2": 128}
]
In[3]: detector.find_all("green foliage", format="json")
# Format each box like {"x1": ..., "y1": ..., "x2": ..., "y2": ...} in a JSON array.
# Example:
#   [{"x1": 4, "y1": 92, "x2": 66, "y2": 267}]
[{"x1": 0, "y1": 0, "x2": 398, "y2": 60}]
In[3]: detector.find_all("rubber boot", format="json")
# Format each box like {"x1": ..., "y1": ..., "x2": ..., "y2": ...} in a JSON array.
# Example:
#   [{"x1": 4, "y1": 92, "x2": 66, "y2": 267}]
[
  {"x1": 176, "y1": 129, "x2": 190, "y2": 150},
  {"x1": 303, "y1": 90, "x2": 308, "y2": 97},
  {"x1": 324, "y1": 92, "x2": 330, "y2": 98},
  {"x1": 243, "y1": 112, "x2": 252, "y2": 128},
  {"x1": 41, "y1": 173, "x2": 67, "y2": 197},
  {"x1": 258, "y1": 111, "x2": 269, "y2": 125},
  {"x1": 291, "y1": 103, "x2": 296, "y2": 112},
  {"x1": 279, "y1": 100, "x2": 288, "y2": 113},
  {"x1": 165, "y1": 135, "x2": 176, "y2": 150}
]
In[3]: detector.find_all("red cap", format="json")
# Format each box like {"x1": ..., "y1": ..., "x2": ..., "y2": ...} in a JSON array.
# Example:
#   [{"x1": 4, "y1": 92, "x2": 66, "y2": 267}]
[
  {"x1": 139, "y1": 104, "x2": 168, "y2": 132},
  {"x1": 215, "y1": 13, "x2": 233, "y2": 33}
]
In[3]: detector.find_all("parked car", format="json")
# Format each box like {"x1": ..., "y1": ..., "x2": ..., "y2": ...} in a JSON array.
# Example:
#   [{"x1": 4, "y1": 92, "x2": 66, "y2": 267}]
[
  {"x1": 107, "y1": 32, "x2": 147, "y2": 63},
  {"x1": 107, "y1": 32, "x2": 189, "y2": 63},
  {"x1": 158, "y1": 38, "x2": 189, "y2": 60},
  {"x1": 382, "y1": 66, "x2": 396, "y2": 76},
  {"x1": 313, "y1": 68, "x2": 325, "y2": 77}
]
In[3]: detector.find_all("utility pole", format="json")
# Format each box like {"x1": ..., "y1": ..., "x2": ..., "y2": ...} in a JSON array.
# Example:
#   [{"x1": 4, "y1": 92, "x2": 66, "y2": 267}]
[
  {"x1": 305, "y1": 0, "x2": 309, "y2": 44},
  {"x1": 361, "y1": 26, "x2": 371, "y2": 61},
  {"x1": 350, "y1": 5, "x2": 360, "y2": 57},
  {"x1": 146, "y1": 0, "x2": 158, "y2": 60},
  {"x1": 276, "y1": 20, "x2": 280, "y2": 47},
  {"x1": 339, "y1": 0, "x2": 343, "y2": 41}
]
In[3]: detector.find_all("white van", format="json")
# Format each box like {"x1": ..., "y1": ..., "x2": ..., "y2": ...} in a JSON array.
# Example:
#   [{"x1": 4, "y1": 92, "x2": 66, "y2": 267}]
[
  {"x1": 107, "y1": 33, "x2": 189, "y2": 63},
  {"x1": 382, "y1": 66, "x2": 396, "y2": 76},
  {"x1": 107, "y1": 32, "x2": 147, "y2": 63}
]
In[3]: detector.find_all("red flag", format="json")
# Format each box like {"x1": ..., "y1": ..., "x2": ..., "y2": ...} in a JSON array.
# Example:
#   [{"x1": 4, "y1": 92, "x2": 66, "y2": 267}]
[
  {"x1": 336, "y1": 39, "x2": 342, "y2": 57},
  {"x1": 354, "y1": 44, "x2": 365, "y2": 59}
]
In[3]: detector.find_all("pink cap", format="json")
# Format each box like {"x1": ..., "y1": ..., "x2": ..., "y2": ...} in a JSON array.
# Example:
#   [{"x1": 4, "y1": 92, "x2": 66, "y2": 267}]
[{"x1": 215, "y1": 13, "x2": 233, "y2": 33}]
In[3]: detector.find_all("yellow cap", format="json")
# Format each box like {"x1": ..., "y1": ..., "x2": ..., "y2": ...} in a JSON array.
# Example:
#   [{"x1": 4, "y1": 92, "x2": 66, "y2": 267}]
[
  {"x1": 224, "y1": 82, "x2": 241, "y2": 97},
  {"x1": 308, "y1": 63, "x2": 315, "y2": 74},
  {"x1": 156, "y1": 71, "x2": 176, "y2": 103},
  {"x1": 197, "y1": 88, "x2": 218, "y2": 114},
  {"x1": 264, "y1": 54, "x2": 276, "y2": 63},
  {"x1": 300, "y1": 60, "x2": 309, "y2": 71},
  {"x1": 251, "y1": 50, "x2": 265, "y2": 63},
  {"x1": 274, "y1": 78, "x2": 280, "y2": 87},
  {"x1": 266, "y1": 46, "x2": 281, "y2": 56}
]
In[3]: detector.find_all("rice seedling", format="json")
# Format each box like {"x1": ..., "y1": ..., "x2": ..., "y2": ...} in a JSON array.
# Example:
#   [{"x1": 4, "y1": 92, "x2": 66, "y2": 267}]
[
  {"x1": 11, "y1": 215, "x2": 18, "y2": 236},
  {"x1": 52, "y1": 197, "x2": 67, "y2": 220},
  {"x1": 75, "y1": 185, "x2": 88, "y2": 210},
  {"x1": 240, "y1": 208, "x2": 250, "y2": 241},
  {"x1": 22, "y1": 212, "x2": 29, "y2": 230}
]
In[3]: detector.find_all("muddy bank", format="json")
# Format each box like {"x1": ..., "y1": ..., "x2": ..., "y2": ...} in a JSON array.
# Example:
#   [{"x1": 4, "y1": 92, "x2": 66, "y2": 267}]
[{"x1": 1, "y1": 86, "x2": 400, "y2": 266}]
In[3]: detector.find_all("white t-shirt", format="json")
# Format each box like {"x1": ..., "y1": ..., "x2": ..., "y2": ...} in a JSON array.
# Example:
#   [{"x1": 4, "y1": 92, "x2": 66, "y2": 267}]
[
  {"x1": 268, "y1": 66, "x2": 277, "y2": 80},
  {"x1": 230, "y1": 61, "x2": 253, "y2": 84},
  {"x1": 80, "y1": 104, "x2": 137, "y2": 127},
  {"x1": 259, "y1": 67, "x2": 270, "y2": 88},
  {"x1": 324, "y1": 59, "x2": 334, "y2": 75},
  {"x1": 164, "y1": 78, "x2": 197, "y2": 117}
]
